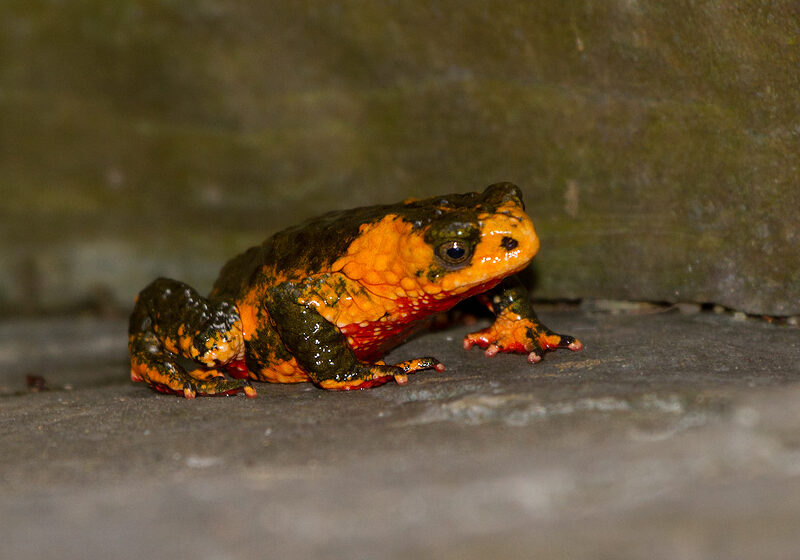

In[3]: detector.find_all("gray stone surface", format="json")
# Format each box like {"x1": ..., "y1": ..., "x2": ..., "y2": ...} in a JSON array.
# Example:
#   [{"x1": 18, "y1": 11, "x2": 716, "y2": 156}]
[
  {"x1": 1, "y1": 308, "x2": 800, "y2": 559},
  {"x1": 2, "y1": 1, "x2": 799, "y2": 315}
]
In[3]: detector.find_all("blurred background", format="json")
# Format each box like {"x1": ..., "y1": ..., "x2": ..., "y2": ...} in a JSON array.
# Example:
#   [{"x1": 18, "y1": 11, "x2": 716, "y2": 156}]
[{"x1": 2, "y1": 0, "x2": 798, "y2": 317}]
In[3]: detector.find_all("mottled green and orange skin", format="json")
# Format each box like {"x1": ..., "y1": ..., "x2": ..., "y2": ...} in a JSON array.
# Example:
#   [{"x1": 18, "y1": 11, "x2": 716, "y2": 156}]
[{"x1": 128, "y1": 183, "x2": 582, "y2": 398}]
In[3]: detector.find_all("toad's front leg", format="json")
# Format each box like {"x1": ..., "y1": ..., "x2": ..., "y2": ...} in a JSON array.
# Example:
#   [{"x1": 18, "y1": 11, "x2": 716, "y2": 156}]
[
  {"x1": 463, "y1": 276, "x2": 583, "y2": 363},
  {"x1": 266, "y1": 282, "x2": 443, "y2": 390}
]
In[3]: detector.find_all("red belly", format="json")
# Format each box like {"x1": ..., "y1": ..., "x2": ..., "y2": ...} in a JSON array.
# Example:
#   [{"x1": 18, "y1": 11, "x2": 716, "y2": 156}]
[{"x1": 340, "y1": 279, "x2": 501, "y2": 361}]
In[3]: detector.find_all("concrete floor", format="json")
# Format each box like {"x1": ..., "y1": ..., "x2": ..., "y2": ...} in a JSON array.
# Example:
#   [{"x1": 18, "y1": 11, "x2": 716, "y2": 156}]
[{"x1": 1, "y1": 307, "x2": 799, "y2": 559}]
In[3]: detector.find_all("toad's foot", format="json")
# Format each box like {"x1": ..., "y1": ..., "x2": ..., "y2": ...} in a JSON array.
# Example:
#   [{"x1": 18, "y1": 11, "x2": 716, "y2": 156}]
[
  {"x1": 463, "y1": 316, "x2": 582, "y2": 364},
  {"x1": 130, "y1": 331, "x2": 257, "y2": 399},
  {"x1": 317, "y1": 357, "x2": 444, "y2": 390},
  {"x1": 129, "y1": 277, "x2": 254, "y2": 398}
]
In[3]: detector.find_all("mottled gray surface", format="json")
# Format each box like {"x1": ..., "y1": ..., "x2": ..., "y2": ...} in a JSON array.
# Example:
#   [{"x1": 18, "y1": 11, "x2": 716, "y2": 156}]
[
  {"x1": 1, "y1": 308, "x2": 799, "y2": 559},
  {"x1": 2, "y1": 1, "x2": 799, "y2": 315}
]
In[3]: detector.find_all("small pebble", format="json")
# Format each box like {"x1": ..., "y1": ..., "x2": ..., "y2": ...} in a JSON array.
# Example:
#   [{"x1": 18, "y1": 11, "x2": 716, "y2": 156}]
[
  {"x1": 676, "y1": 303, "x2": 701, "y2": 314},
  {"x1": 734, "y1": 406, "x2": 760, "y2": 427}
]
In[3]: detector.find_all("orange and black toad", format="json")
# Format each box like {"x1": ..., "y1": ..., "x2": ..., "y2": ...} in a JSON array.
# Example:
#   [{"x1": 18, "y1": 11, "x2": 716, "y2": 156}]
[{"x1": 128, "y1": 183, "x2": 583, "y2": 398}]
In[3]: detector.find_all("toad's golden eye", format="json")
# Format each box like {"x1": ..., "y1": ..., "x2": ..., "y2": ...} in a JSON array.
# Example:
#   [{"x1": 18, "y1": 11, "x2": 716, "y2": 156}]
[{"x1": 435, "y1": 240, "x2": 473, "y2": 267}]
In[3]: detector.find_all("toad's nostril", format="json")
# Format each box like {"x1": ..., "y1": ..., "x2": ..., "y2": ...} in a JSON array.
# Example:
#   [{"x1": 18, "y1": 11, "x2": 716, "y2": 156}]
[{"x1": 501, "y1": 236, "x2": 518, "y2": 251}]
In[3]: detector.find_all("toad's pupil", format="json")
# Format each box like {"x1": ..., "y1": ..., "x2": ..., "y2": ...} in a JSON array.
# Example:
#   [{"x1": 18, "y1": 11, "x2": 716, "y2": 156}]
[{"x1": 447, "y1": 246, "x2": 465, "y2": 259}]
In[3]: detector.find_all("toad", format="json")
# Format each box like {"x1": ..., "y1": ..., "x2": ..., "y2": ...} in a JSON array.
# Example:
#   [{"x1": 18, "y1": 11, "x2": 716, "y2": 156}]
[{"x1": 128, "y1": 183, "x2": 582, "y2": 398}]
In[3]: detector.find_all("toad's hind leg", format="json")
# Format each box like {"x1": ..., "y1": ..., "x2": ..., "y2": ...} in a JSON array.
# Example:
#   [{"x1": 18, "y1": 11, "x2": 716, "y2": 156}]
[{"x1": 128, "y1": 277, "x2": 255, "y2": 398}]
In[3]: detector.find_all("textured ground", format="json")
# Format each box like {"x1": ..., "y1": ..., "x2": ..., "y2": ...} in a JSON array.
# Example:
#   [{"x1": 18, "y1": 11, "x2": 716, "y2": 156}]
[{"x1": 1, "y1": 307, "x2": 799, "y2": 559}]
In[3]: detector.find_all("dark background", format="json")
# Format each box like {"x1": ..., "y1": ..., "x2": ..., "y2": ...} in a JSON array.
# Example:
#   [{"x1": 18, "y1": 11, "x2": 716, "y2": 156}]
[{"x1": 2, "y1": 1, "x2": 798, "y2": 315}]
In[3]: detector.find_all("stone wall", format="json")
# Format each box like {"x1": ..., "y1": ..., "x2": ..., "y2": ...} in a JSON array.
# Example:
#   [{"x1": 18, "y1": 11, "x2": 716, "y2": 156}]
[{"x1": 2, "y1": 1, "x2": 798, "y2": 315}]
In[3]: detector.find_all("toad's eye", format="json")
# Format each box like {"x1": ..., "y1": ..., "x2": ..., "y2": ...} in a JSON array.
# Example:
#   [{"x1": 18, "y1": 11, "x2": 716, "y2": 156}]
[{"x1": 435, "y1": 240, "x2": 473, "y2": 267}]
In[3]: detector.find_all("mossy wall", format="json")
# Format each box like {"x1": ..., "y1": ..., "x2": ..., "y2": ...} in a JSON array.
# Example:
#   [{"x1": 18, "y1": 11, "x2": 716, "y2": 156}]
[{"x1": 2, "y1": 1, "x2": 798, "y2": 315}]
